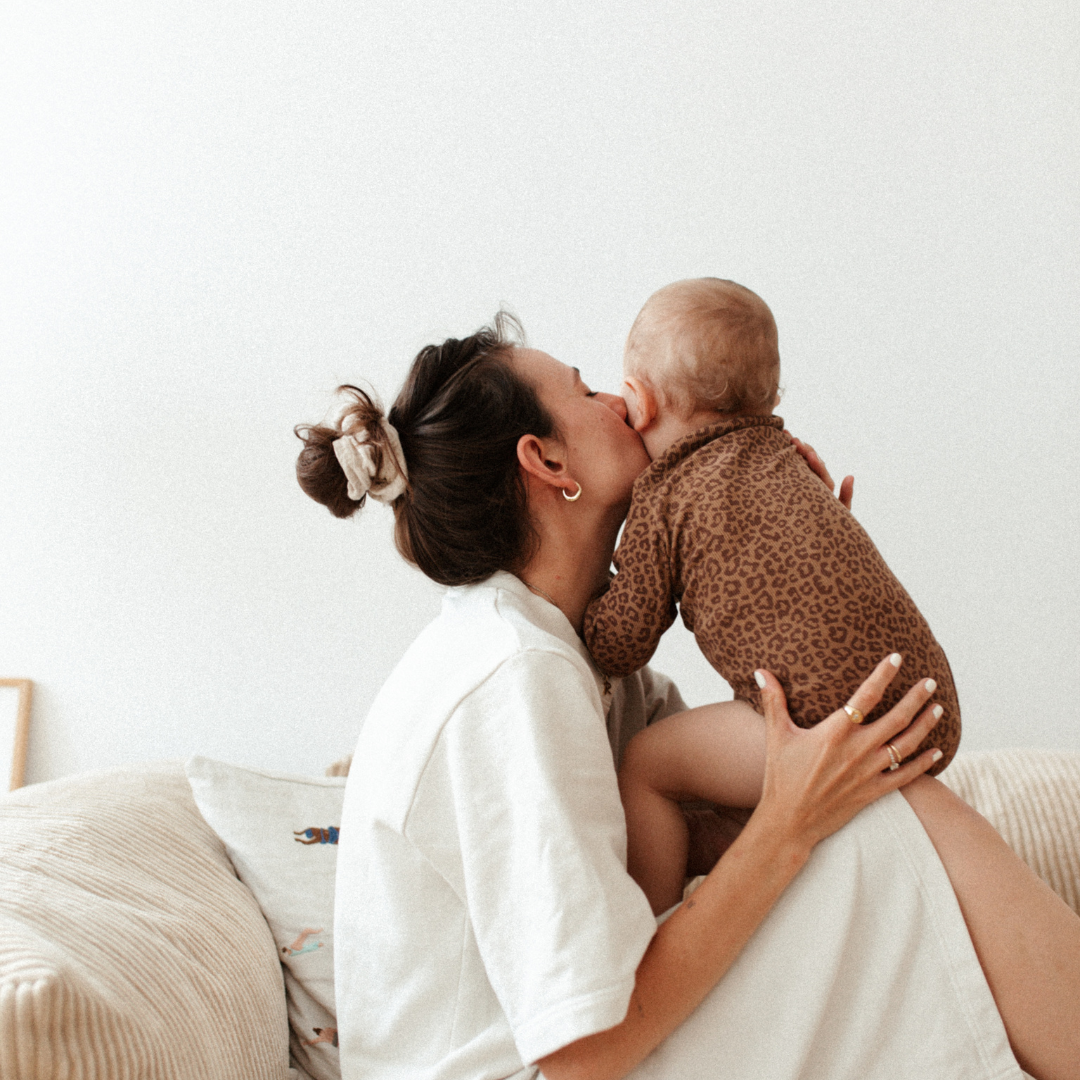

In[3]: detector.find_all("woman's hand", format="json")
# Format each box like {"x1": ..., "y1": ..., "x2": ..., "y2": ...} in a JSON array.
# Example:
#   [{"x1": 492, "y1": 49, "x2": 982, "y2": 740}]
[
  {"x1": 786, "y1": 432, "x2": 854, "y2": 510},
  {"x1": 751, "y1": 654, "x2": 943, "y2": 853}
]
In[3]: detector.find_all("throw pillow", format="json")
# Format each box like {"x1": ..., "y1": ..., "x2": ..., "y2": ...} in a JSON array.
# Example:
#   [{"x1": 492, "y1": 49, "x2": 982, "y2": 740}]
[{"x1": 186, "y1": 757, "x2": 346, "y2": 1080}]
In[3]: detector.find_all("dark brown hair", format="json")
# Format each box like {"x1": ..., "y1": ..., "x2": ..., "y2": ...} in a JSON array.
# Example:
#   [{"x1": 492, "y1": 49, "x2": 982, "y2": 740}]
[{"x1": 294, "y1": 313, "x2": 559, "y2": 586}]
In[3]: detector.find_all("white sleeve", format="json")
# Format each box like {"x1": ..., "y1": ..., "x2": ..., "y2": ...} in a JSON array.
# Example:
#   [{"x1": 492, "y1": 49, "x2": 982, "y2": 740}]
[
  {"x1": 606, "y1": 666, "x2": 689, "y2": 767},
  {"x1": 405, "y1": 648, "x2": 658, "y2": 1065},
  {"x1": 638, "y1": 665, "x2": 689, "y2": 725}
]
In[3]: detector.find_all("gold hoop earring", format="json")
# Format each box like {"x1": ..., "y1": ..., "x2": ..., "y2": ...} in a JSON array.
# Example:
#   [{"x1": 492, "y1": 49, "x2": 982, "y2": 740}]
[{"x1": 562, "y1": 482, "x2": 583, "y2": 502}]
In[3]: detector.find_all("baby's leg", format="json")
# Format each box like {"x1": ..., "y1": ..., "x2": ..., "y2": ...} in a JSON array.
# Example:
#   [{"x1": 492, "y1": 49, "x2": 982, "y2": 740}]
[{"x1": 619, "y1": 700, "x2": 766, "y2": 915}]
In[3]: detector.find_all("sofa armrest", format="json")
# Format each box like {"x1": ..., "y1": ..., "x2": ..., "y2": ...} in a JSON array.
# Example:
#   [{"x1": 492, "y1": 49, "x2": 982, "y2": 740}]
[{"x1": 0, "y1": 762, "x2": 289, "y2": 1080}]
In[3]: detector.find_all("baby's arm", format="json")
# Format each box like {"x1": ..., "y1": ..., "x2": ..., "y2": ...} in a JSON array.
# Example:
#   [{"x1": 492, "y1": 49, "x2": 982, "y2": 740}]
[
  {"x1": 619, "y1": 700, "x2": 767, "y2": 915},
  {"x1": 584, "y1": 495, "x2": 677, "y2": 678}
]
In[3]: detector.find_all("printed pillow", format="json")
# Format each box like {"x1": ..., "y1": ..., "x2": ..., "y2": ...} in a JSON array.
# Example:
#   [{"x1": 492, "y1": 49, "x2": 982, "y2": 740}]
[{"x1": 186, "y1": 757, "x2": 346, "y2": 1080}]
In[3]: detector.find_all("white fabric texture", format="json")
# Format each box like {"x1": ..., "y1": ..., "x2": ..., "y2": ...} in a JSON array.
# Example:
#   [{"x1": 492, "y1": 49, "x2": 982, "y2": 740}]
[
  {"x1": 634, "y1": 791, "x2": 1023, "y2": 1080},
  {"x1": 0, "y1": 762, "x2": 288, "y2": 1080},
  {"x1": 186, "y1": 758, "x2": 347, "y2": 1080},
  {"x1": 322, "y1": 661, "x2": 683, "y2": 781},
  {"x1": 334, "y1": 572, "x2": 669, "y2": 1080}
]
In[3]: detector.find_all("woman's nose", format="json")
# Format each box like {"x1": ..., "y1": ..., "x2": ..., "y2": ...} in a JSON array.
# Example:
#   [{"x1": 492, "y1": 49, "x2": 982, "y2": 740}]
[{"x1": 597, "y1": 392, "x2": 627, "y2": 421}]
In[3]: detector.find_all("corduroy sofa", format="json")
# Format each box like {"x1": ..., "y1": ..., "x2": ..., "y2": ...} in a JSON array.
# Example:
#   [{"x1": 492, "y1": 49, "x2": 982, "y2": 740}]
[{"x1": 1, "y1": 749, "x2": 1078, "y2": 1080}]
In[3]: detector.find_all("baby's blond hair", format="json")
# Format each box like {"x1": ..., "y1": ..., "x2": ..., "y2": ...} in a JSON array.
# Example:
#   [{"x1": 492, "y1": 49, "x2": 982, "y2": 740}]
[{"x1": 624, "y1": 278, "x2": 780, "y2": 417}]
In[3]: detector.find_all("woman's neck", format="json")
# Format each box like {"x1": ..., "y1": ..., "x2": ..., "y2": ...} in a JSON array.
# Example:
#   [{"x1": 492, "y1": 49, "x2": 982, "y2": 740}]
[{"x1": 517, "y1": 508, "x2": 623, "y2": 634}]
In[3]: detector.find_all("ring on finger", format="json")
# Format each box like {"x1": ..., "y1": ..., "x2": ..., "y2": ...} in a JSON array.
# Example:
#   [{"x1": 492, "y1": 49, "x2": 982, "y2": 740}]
[
  {"x1": 844, "y1": 704, "x2": 864, "y2": 725},
  {"x1": 885, "y1": 742, "x2": 901, "y2": 771}
]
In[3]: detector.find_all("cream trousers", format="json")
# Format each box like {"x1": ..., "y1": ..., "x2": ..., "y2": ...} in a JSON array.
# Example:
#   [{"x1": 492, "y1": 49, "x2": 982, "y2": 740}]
[{"x1": 627, "y1": 791, "x2": 1025, "y2": 1080}]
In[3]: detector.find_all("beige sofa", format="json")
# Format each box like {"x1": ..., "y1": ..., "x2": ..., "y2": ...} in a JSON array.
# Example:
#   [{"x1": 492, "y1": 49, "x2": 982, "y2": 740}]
[{"x1": 1, "y1": 750, "x2": 1078, "y2": 1080}]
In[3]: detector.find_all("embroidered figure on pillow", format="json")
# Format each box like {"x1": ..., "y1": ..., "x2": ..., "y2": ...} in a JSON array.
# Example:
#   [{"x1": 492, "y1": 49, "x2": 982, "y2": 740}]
[
  {"x1": 294, "y1": 826, "x2": 340, "y2": 844},
  {"x1": 302, "y1": 1027, "x2": 339, "y2": 1048},
  {"x1": 282, "y1": 928, "x2": 324, "y2": 957}
]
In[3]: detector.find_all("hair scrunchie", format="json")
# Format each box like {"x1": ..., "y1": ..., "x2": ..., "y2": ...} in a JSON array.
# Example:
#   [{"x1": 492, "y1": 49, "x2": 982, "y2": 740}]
[{"x1": 332, "y1": 417, "x2": 408, "y2": 504}]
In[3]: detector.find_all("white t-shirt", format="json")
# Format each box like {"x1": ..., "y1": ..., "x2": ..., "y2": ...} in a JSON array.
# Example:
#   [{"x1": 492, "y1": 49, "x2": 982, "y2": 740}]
[{"x1": 334, "y1": 572, "x2": 685, "y2": 1080}]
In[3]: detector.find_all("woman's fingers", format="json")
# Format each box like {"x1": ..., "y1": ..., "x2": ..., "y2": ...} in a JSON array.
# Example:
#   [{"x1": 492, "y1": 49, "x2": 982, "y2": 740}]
[
  {"x1": 758, "y1": 656, "x2": 944, "y2": 783},
  {"x1": 787, "y1": 434, "x2": 836, "y2": 493},
  {"x1": 753, "y1": 657, "x2": 946, "y2": 855},
  {"x1": 878, "y1": 702, "x2": 944, "y2": 771},
  {"x1": 754, "y1": 668, "x2": 798, "y2": 739},
  {"x1": 838, "y1": 474, "x2": 854, "y2": 510},
  {"x1": 868, "y1": 675, "x2": 942, "y2": 746},
  {"x1": 832, "y1": 653, "x2": 904, "y2": 729},
  {"x1": 785, "y1": 430, "x2": 854, "y2": 509},
  {"x1": 879, "y1": 744, "x2": 945, "y2": 788},
  {"x1": 839, "y1": 659, "x2": 943, "y2": 773}
]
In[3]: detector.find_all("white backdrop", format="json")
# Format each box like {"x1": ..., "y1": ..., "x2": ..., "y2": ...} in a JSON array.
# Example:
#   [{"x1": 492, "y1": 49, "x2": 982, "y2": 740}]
[{"x1": 2, "y1": 0, "x2": 1077, "y2": 784}]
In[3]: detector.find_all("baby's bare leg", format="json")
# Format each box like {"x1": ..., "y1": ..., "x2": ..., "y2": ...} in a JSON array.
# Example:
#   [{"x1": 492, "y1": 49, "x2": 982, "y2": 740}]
[
  {"x1": 619, "y1": 701, "x2": 766, "y2": 915},
  {"x1": 903, "y1": 776, "x2": 1080, "y2": 1080}
]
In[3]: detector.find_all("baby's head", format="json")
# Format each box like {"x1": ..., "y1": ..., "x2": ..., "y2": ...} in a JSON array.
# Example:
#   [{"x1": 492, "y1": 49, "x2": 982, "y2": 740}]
[{"x1": 623, "y1": 278, "x2": 780, "y2": 455}]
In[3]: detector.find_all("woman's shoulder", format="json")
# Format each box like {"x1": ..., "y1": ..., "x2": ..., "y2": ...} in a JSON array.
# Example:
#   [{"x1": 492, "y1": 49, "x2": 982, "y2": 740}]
[
  {"x1": 438, "y1": 572, "x2": 593, "y2": 667},
  {"x1": 349, "y1": 576, "x2": 609, "y2": 827},
  {"x1": 360, "y1": 574, "x2": 598, "y2": 745}
]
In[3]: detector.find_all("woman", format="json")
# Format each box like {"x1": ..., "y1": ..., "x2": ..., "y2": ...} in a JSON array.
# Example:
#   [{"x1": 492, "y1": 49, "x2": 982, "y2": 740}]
[{"x1": 296, "y1": 315, "x2": 1080, "y2": 1080}]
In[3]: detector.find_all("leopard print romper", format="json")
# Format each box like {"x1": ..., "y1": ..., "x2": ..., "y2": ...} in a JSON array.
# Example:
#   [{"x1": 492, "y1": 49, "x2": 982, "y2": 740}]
[{"x1": 584, "y1": 416, "x2": 960, "y2": 772}]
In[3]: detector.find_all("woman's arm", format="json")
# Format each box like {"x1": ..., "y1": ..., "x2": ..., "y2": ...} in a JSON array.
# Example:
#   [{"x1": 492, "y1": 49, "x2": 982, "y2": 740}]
[{"x1": 538, "y1": 654, "x2": 944, "y2": 1080}]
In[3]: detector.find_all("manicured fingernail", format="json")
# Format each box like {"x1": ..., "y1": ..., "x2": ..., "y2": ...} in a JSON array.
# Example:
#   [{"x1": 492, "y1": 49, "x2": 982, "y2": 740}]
[
  {"x1": 933, "y1": 705, "x2": 944, "y2": 719},
  {"x1": 931, "y1": 749, "x2": 943, "y2": 762},
  {"x1": 924, "y1": 679, "x2": 937, "y2": 693},
  {"x1": 889, "y1": 653, "x2": 902, "y2": 667},
  {"x1": 754, "y1": 670, "x2": 767, "y2": 689}
]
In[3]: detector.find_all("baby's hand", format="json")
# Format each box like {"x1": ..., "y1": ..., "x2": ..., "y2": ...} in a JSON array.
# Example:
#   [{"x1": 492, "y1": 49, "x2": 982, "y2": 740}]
[{"x1": 785, "y1": 431, "x2": 854, "y2": 510}]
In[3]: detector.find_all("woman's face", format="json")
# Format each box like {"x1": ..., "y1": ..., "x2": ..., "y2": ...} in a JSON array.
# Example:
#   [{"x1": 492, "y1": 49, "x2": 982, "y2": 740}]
[{"x1": 510, "y1": 347, "x2": 651, "y2": 514}]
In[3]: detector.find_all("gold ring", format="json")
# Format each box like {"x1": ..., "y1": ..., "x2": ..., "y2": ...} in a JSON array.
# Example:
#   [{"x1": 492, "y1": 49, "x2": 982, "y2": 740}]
[
  {"x1": 886, "y1": 742, "x2": 901, "y2": 771},
  {"x1": 844, "y1": 704, "x2": 864, "y2": 725}
]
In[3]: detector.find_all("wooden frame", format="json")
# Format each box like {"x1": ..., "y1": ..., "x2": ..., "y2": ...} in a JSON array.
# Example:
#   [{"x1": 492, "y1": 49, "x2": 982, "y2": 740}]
[{"x1": 0, "y1": 679, "x2": 33, "y2": 791}]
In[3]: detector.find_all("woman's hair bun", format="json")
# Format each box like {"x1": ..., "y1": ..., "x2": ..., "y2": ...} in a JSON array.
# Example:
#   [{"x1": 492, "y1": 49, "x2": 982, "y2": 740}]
[
  {"x1": 294, "y1": 385, "x2": 384, "y2": 518},
  {"x1": 295, "y1": 312, "x2": 554, "y2": 586}
]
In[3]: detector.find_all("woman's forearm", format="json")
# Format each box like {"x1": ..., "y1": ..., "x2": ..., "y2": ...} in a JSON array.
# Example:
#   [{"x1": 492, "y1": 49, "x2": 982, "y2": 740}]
[{"x1": 536, "y1": 811, "x2": 810, "y2": 1080}]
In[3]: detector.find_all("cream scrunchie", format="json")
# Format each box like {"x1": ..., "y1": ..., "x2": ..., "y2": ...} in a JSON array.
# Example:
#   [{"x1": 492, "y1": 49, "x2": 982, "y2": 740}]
[{"x1": 332, "y1": 418, "x2": 408, "y2": 504}]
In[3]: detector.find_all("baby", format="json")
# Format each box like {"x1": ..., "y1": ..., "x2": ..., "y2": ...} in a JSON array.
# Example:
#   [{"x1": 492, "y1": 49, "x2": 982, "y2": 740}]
[{"x1": 583, "y1": 278, "x2": 960, "y2": 913}]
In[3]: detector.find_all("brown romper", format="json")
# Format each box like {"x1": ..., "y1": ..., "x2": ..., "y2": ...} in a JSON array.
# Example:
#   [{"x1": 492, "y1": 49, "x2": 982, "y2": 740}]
[{"x1": 584, "y1": 416, "x2": 960, "y2": 772}]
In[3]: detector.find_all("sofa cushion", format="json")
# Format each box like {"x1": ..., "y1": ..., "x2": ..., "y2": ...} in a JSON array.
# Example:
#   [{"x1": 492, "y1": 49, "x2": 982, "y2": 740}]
[
  {"x1": 941, "y1": 748, "x2": 1080, "y2": 915},
  {"x1": 185, "y1": 757, "x2": 345, "y2": 1080},
  {"x1": 0, "y1": 762, "x2": 288, "y2": 1080}
]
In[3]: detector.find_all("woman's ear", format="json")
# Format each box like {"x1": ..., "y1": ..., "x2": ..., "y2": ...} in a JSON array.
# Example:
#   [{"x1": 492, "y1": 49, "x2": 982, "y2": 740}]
[
  {"x1": 622, "y1": 376, "x2": 657, "y2": 434},
  {"x1": 516, "y1": 433, "x2": 570, "y2": 492}
]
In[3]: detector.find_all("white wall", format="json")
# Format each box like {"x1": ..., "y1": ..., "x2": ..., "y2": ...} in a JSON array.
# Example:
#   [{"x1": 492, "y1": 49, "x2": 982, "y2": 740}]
[{"x1": 2, "y1": 0, "x2": 1077, "y2": 785}]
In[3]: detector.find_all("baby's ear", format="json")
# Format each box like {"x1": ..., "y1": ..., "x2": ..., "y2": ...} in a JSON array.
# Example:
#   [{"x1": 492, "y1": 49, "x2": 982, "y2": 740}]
[{"x1": 622, "y1": 376, "x2": 656, "y2": 433}]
